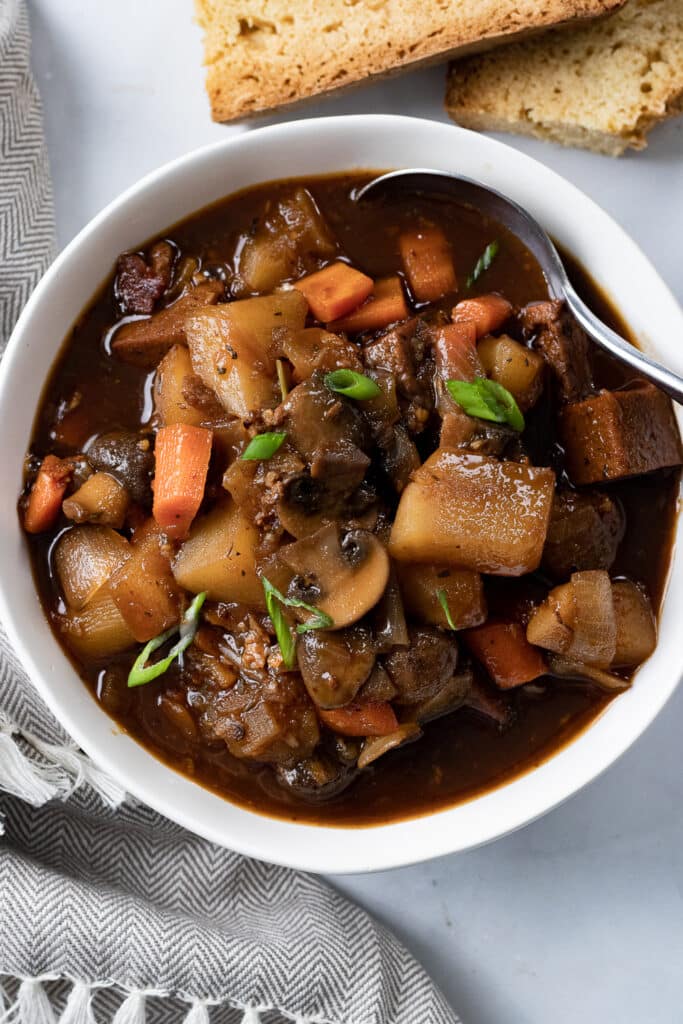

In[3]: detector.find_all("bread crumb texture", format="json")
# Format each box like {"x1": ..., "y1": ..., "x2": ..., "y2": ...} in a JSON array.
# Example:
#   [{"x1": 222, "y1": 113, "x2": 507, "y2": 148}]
[
  {"x1": 446, "y1": 0, "x2": 683, "y2": 155},
  {"x1": 195, "y1": 0, "x2": 625, "y2": 122}
]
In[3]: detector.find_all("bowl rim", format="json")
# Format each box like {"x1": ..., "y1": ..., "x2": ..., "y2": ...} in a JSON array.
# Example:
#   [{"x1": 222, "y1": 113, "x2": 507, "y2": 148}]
[{"x1": 1, "y1": 113, "x2": 681, "y2": 874}]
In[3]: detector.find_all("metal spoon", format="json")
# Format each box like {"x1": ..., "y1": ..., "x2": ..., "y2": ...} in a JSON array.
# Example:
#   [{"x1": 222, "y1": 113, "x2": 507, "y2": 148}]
[{"x1": 356, "y1": 169, "x2": 683, "y2": 405}]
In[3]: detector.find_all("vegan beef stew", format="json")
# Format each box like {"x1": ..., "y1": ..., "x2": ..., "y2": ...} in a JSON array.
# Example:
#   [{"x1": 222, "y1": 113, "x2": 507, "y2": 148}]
[{"x1": 20, "y1": 174, "x2": 682, "y2": 825}]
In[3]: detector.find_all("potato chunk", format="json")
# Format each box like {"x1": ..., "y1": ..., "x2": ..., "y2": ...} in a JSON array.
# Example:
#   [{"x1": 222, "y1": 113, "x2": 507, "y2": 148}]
[
  {"x1": 396, "y1": 563, "x2": 486, "y2": 629},
  {"x1": 172, "y1": 499, "x2": 263, "y2": 607},
  {"x1": 185, "y1": 292, "x2": 308, "y2": 418},
  {"x1": 560, "y1": 383, "x2": 682, "y2": 485},
  {"x1": 153, "y1": 344, "x2": 206, "y2": 428},
  {"x1": 477, "y1": 334, "x2": 545, "y2": 411},
  {"x1": 389, "y1": 449, "x2": 555, "y2": 575}
]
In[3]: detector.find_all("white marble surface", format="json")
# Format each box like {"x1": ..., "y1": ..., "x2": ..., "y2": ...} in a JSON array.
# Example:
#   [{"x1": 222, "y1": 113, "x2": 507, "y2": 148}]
[{"x1": 27, "y1": 2, "x2": 683, "y2": 1020}]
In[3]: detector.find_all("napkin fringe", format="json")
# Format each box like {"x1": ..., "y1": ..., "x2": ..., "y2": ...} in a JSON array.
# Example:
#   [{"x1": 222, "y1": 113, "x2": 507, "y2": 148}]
[
  {"x1": 0, "y1": 711, "x2": 125, "y2": 820},
  {"x1": 0, "y1": 977, "x2": 328, "y2": 1024}
]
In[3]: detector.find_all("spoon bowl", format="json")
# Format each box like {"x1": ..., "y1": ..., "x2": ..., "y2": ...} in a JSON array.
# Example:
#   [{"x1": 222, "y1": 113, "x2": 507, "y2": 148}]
[{"x1": 357, "y1": 169, "x2": 683, "y2": 404}]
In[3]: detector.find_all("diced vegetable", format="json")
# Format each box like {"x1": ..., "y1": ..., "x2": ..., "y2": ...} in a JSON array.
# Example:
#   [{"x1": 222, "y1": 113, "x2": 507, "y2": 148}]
[
  {"x1": 23, "y1": 455, "x2": 73, "y2": 534},
  {"x1": 110, "y1": 531, "x2": 182, "y2": 642},
  {"x1": 53, "y1": 525, "x2": 131, "y2": 610},
  {"x1": 611, "y1": 580, "x2": 656, "y2": 668},
  {"x1": 111, "y1": 280, "x2": 224, "y2": 367},
  {"x1": 153, "y1": 344, "x2": 206, "y2": 428},
  {"x1": 186, "y1": 293, "x2": 307, "y2": 418},
  {"x1": 152, "y1": 423, "x2": 213, "y2": 540},
  {"x1": 452, "y1": 294, "x2": 513, "y2": 339},
  {"x1": 464, "y1": 621, "x2": 547, "y2": 689},
  {"x1": 526, "y1": 570, "x2": 616, "y2": 668},
  {"x1": 329, "y1": 276, "x2": 409, "y2": 334},
  {"x1": 236, "y1": 188, "x2": 337, "y2": 294},
  {"x1": 62, "y1": 472, "x2": 130, "y2": 529},
  {"x1": 60, "y1": 585, "x2": 137, "y2": 659},
  {"x1": 560, "y1": 382, "x2": 683, "y2": 485},
  {"x1": 293, "y1": 262, "x2": 373, "y2": 322},
  {"x1": 399, "y1": 226, "x2": 457, "y2": 302},
  {"x1": 318, "y1": 701, "x2": 399, "y2": 737},
  {"x1": 396, "y1": 563, "x2": 486, "y2": 630},
  {"x1": 172, "y1": 499, "x2": 264, "y2": 606},
  {"x1": 431, "y1": 322, "x2": 480, "y2": 382},
  {"x1": 389, "y1": 450, "x2": 555, "y2": 575},
  {"x1": 477, "y1": 334, "x2": 545, "y2": 411}
]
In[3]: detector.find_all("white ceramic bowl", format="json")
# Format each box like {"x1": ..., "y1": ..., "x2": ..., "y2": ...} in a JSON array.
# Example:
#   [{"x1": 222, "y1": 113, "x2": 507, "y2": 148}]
[{"x1": 1, "y1": 115, "x2": 681, "y2": 873}]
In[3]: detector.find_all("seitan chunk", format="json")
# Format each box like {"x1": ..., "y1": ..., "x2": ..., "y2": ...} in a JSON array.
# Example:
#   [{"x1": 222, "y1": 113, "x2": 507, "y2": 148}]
[{"x1": 560, "y1": 382, "x2": 683, "y2": 484}]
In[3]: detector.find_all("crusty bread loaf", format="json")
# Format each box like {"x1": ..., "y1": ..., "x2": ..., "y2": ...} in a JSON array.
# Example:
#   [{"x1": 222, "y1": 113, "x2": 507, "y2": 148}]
[
  {"x1": 196, "y1": 0, "x2": 625, "y2": 123},
  {"x1": 446, "y1": 0, "x2": 683, "y2": 156}
]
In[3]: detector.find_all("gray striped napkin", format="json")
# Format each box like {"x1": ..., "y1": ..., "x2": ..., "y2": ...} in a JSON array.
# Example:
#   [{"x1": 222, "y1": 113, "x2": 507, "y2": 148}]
[{"x1": 0, "y1": 2, "x2": 458, "y2": 1022}]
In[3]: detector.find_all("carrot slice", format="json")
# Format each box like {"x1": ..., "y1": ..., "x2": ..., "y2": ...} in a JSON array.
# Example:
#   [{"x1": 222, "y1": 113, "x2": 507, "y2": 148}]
[
  {"x1": 399, "y1": 226, "x2": 457, "y2": 302},
  {"x1": 452, "y1": 294, "x2": 513, "y2": 339},
  {"x1": 152, "y1": 423, "x2": 213, "y2": 540},
  {"x1": 293, "y1": 262, "x2": 373, "y2": 322},
  {"x1": 464, "y1": 621, "x2": 547, "y2": 689},
  {"x1": 318, "y1": 701, "x2": 399, "y2": 737},
  {"x1": 432, "y1": 322, "x2": 481, "y2": 382},
  {"x1": 24, "y1": 455, "x2": 73, "y2": 534},
  {"x1": 329, "y1": 276, "x2": 410, "y2": 334}
]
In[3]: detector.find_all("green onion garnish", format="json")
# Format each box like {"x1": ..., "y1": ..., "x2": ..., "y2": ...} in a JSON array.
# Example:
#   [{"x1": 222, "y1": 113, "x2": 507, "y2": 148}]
[
  {"x1": 446, "y1": 377, "x2": 524, "y2": 432},
  {"x1": 276, "y1": 358, "x2": 289, "y2": 400},
  {"x1": 324, "y1": 369, "x2": 382, "y2": 401},
  {"x1": 127, "y1": 591, "x2": 207, "y2": 688},
  {"x1": 467, "y1": 240, "x2": 499, "y2": 289},
  {"x1": 241, "y1": 432, "x2": 287, "y2": 461},
  {"x1": 263, "y1": 578, "x2": 296, "y2": 669},
  {"x1": 437, "y1": 588, "x2": 457, "y2": 631},
  {"x1": 262, "y1": 577, "x2": 333, "y2": 668}
]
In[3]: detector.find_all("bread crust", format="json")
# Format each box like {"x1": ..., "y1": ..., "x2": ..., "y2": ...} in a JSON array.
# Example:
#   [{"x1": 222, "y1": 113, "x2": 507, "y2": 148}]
[
  {"x1": 196, "y1": 0, "x2": 625, "y2": 123},
  {"x1": 446, "y1": 0, "x2": 683, "y2": 155}
]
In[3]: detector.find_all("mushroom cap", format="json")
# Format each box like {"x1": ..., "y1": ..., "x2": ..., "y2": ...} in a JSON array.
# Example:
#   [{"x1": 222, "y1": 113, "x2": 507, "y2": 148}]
[{"x1": 281, "y1": 523, "x2": 390, "y2": 629}]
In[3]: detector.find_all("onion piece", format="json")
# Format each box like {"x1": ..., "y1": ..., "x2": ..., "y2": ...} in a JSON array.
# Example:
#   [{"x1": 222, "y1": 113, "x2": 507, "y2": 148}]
[
  {"x1": 548, "y1": 655, "x2": 630, "y2": 692},
  {"x1": 357, "y1": 722, "x2": 422, "y2": 769},
  {"x1": 567, "y1": 570, "x2": 616, "y2": 667},
  {"x1": 53, "y1": 525, "x2": 131, "y2": 610}
]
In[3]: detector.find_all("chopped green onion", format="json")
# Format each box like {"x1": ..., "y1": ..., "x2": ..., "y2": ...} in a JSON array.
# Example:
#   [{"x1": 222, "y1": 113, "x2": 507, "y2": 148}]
[
  {"x1": 437, "y1": 588, "x2": 457, "y2": 631},
  {"x1": 263, "y1": 578, "x2": 296, "y2": 669},
  {"x1": 467, "y1": 240, "x2": 499, "y2": 289},
  {"x1": 446, "y1": 377, "x2": 525, "y2": 432},
  {"x1": 127, "y1": 591, "x2": 207, "y2": 688},
  {"x1": 241, "y1": 432, "x2": 287, "y2": 461},
  {"x1": 324, "y1": 369, "x2": 382, "y2": 401},
  {"x1": 262, "y1": 577, "x2": 333, "y2": 668},
  {"x1": 276, "y1": 358, "x2": 289, "y2": 400}
]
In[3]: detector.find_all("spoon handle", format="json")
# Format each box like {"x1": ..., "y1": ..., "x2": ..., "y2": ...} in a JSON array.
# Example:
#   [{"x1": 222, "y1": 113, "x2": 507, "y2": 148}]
[{"x1": 564, "y1": 283, "x2": 683, "y2": 406}]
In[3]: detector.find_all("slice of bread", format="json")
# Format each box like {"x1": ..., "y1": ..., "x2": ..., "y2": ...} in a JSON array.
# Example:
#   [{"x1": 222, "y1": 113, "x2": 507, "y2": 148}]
[
  {"x1": 196, "y1": 0, "x2": 625, "y2": 123},
  {"x1": 446, "y1": 0, "x2": 683, "y2": 156}
]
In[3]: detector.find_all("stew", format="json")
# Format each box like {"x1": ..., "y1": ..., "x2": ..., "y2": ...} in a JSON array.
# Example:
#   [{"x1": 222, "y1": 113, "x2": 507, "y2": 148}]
[{"x1": 19, "y1": 173, "x2": 681, "y2": 825}]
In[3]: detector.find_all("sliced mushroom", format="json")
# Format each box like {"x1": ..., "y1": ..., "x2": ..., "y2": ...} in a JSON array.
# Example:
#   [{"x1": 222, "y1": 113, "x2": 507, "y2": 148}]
[
  {"x1": 384, "y1": 626, "x2": 459, "y2": 705},
  {"x1": 280, "y1": 524, "x2": 390, "y2": 629},
  {"x1": 411, "y1": 669, "x2": 474, "y2": 724},
  {"x1": 297, "y1": 627, "x2": 375, "y2": 708}
]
